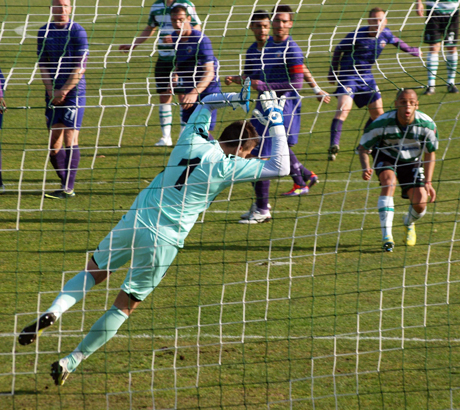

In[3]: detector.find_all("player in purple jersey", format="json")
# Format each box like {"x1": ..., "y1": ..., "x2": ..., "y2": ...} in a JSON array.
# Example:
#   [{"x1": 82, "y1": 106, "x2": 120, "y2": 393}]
[
  {"x1": 170, "y1": 5, "x2": 221, "y2": 132},
  {"x1": 327, "y1": 7, "x2": 420, "y2": 161},
  {"x1": 0, "y1": 68, "x2": 6, "y2": 193},
  {"x1": 37, "y1": 0, "x2": 89, "y2": 199},
  {"x1": 226, "y1": 6, "x2": 324, "y2": 223}
]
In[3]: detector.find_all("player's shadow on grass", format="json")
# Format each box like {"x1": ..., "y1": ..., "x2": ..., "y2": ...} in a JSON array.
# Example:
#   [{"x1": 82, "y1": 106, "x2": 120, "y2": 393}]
[{"x1": 185, "y1": 241, "x2": 382, "y2": 254}]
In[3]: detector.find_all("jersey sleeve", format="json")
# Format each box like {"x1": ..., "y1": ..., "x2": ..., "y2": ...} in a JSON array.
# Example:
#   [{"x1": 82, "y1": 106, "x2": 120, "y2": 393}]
[
  {"x1": 198, "y1": 35, "x2": 215, "y2": 64},
  {"x1": 186, "y1": 2, "x2": 202, "y2": 26},
  {"x1": 71, "y1": 24, "x2": 89, "y2": 67},
  {"x1": 422, "y1": 127, "x2": 439, "y2": 153},
  {"x1": 243, "y1": 46, "x2": 260, "y2": 79},
  {"x1": 287, "y1": 42, "x2": 304, "y2": 71},
  {"x1": 336, "y1": 32, "x2": 354, "y2": 53},
  {"x1": 359, "y1": 124, "x2": 382, "y2": 150},
  {"x1": 147, "y1": 6, "x2": 159, "y2": 27},
  {"x1": 37, "y1": 27, "x2": 48, "y2": 64},
  {"x1": 218, "y1": 156, "x2": 265, "y2": 185}
]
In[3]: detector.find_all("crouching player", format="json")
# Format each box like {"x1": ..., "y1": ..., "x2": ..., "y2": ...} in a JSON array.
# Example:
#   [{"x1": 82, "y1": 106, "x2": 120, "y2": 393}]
[
  {"x1": 18, "y1": 82, "x2": 290, "y2": 386},
  {"x1": 357, "y1": 89, "x2": 438, "y2": 252}
]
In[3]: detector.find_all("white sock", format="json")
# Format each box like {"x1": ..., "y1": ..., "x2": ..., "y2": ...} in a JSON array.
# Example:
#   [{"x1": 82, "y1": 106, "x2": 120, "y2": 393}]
[
  {"x1": 378, "y1": 196, "x2": 394, "y2": 240},
  {"x1": 427, "y1": 52, "x2": 439, "y2": 87},
  {"x1": 46, "y1": 270, "x2": 96, "y2": 320},
  {"x1": 404, "y1": 205, "x2": 426, "y2": 226},
  {"x1": 447, "y1": 51, "x2": 458, "y2": 84},
  {"x1": 159, "y1": 105, "x2": 172, "y2": 139}
]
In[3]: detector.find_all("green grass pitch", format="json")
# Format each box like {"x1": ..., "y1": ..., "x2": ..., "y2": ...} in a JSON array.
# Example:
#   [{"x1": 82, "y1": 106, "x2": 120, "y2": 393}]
[{"x1": 1, "y1": 0, "x2": 460, "y2": 408}]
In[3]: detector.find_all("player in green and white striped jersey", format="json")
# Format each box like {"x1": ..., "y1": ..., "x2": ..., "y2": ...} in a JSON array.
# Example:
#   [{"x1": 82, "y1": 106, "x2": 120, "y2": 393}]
[
  {"x1": 120, "y1": 0, "x2": 202, "y2": 146},
  {"x1": 358, "y1": 89, "x2": 438, "y2": 252},
  {"x1": 416, "y1": 0, "x2": 459, "y2": 94}
]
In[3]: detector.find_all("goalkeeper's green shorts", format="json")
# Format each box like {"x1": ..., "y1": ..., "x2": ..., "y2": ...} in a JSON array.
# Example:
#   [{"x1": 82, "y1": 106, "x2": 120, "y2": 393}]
[{"x1": 93, "y1": 211, "x2": 178, "y2": 301}]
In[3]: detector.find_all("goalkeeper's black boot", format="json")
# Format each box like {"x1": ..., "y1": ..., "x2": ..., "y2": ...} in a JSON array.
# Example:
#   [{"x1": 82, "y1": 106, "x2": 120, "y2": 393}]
[{"x1": 18, "y1": 312, "x2": 57, "y2": 345}]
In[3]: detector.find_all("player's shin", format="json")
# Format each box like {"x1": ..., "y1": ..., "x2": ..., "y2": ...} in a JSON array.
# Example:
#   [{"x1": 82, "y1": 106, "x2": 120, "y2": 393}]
[
  {"x1": 378, "y1": 196, "x2": 394, "y2": 240},
  {"x1": 46, "y1": 270, "x2": 96, "y2": 320},
  {"x1": 71, "y1": 306, "x2": 129, "y2": 369}
]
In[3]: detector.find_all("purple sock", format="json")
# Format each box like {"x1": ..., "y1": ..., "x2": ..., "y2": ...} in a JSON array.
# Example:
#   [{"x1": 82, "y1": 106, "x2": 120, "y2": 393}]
[
  {"x1": 255, "y1": 180, "x2": 270, "y2": 212},
  {"x1": 0, "y1": 149, "x2": 3, "y2": 186},
  {"x1": 64, "y1": 145, "x2": 80, "y2": 192},
  {"x1": 49, "y1": 149, "x2": 66, "y2": 187},
  {"x1": 289, "y1": 148, "x2": 308, "y2": 186},
  {"x1": 364, "y1": 117, "x2": 373, "y2": 130},
  {"x1": 330, "y1": 118, "x2": 344, "y2": 146}
]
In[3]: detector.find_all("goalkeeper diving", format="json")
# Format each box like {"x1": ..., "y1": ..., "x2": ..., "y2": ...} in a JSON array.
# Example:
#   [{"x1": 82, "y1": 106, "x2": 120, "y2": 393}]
[{"x1": 18, "y1": 80, "x2": 290, "y2": 386}]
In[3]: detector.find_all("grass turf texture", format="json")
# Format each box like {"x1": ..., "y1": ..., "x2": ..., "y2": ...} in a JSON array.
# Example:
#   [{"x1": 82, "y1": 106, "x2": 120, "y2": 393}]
[{"x1": 1, "y1": 0, "x2": 460, "y2": 408}]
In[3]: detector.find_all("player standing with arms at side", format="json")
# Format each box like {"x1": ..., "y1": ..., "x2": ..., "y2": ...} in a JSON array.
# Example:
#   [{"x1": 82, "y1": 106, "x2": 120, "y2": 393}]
[
  {"x1": 416, "y1": 0, "x2": 459, "y2": 95},
  {"x1": 18, "y1": 83, "x2": 291, "y2": 386},
  {"x1": 38, "y1": 0, "x2": 89, "y2": 199},
  {"x1": 119, "y1": 0, "x2": 201, "y2": 146},
  {"x1": 357, "y1": 89, "x2": 438, "y2": 252},
  {"x1": 328, "y1": 8, "x2": 420, "y2": 161}
]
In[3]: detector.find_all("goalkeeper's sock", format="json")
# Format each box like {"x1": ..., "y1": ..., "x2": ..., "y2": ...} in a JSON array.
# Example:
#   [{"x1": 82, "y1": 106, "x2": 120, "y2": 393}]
[
  {"x1": 64, "y1": 145, "x2": 80, "y2": 192},
  {"x1": 46, "y1": 270, "x2": 96, "y2": 320},
  {"x1": 255, "y1": 180, "x2": 270, "y2": 211},
  {"x1": 65, "y1": 306, "x2": 129, "y2": 371},
  {"x1": 289, "y1": 148, "x2": 310, "y2": 186},
  {"x1": 330, "y1": 118, "x2": 343, "y2": 147},
  {"x1": 427, "y1": 52, "x2": 439, "y2": 87},
  {"x1": 446, "y1": 51, "x2": 458, "y2": 85},
  {"x1": 378, "y1": 196, "x2": 394, "y2": 239},
  {"x1": 404, "y1": 205, "x2": 426, "y2": 226},
  {"x1": 159, "y1": 104, "x2": 172, "y2": 139},
  {"x1": 49, "y1": 149, "x2": 66, "y2": 187}
]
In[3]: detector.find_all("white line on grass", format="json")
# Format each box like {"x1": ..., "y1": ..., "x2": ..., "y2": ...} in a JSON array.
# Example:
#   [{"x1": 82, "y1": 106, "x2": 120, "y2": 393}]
[{"x1": 1, "y1": 332, "x2": 457, "y2": 343}]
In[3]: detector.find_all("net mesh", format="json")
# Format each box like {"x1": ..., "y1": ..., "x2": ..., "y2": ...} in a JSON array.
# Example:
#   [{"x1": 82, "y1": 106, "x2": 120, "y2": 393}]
[{"x1": 1, "y1": 1, "x2": 460, "y2": 409}]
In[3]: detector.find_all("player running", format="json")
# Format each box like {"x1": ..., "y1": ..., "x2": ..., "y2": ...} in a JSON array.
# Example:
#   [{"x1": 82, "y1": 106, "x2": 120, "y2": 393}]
[
  {"x1": 328, "y1": 7, "x2": 421, "y2": 161},
  {"x1": 357, "y1": 89, "x2": 438, "y2": 252},
  {"x1": 18, "y1": 82, "x2": 291, "y2": 386}
]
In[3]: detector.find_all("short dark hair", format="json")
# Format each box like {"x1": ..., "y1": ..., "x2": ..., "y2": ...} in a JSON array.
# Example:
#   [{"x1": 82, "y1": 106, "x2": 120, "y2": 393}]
[
  {"x1": 250, "y1": 10, "x2": 270, "y2": 24},
  {"x1": 396, "y1": 88, "x2": 417, "y2": 100},
  {"x1": 171, "y1": 4, "x2": 189, "y2": 16},
  {"x1": 369, "y1": 7, "x2": 385, "y2": 17},
  {"x1": 272, "y1": 4, "x2": 293, "y2": 20},
  {"x1": 219, "y1": 120, "x2": 260, "y2": 151}
]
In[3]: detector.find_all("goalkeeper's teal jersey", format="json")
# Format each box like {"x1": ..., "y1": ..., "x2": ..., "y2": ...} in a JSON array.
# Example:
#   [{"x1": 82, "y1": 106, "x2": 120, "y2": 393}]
[{"x1": 131, "y1": 105, "x2": 265, "y2": 247}]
